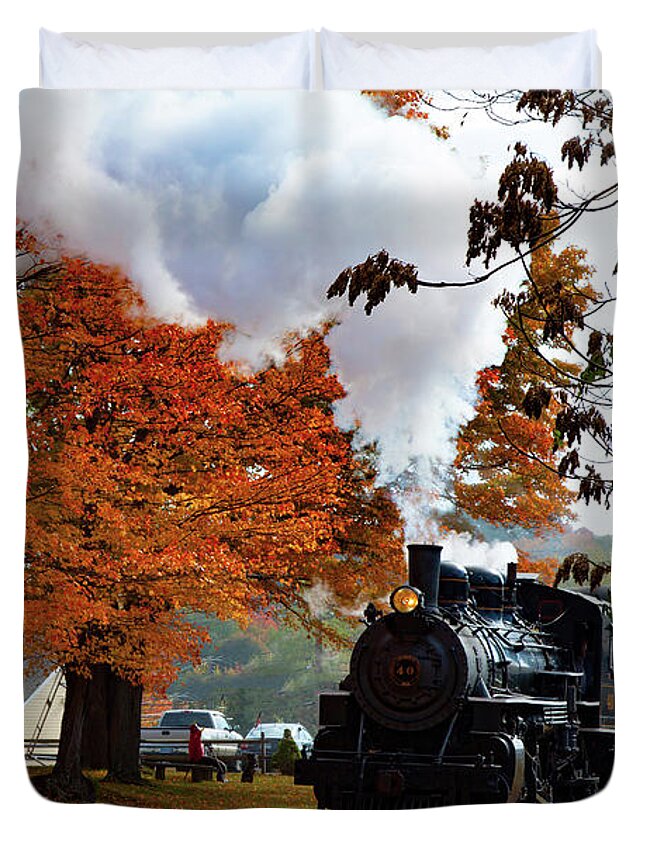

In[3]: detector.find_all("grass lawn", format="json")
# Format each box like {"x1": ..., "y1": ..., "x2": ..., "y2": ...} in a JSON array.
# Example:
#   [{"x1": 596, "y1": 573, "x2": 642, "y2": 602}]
[{"x1": 29, "y1": 767, "x2": 317, "y2": 810}]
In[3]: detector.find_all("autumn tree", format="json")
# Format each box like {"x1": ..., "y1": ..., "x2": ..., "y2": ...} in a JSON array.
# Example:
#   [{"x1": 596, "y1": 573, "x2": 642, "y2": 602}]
[
  {"x1": 19, "y1": 228, "x2": 404, "y2": 801},
  {"x1": 454, "y1": 243, "x2": 599, "y2": 523},
  {"x1": 464, "y1": 98, "x2": 615, "y2": 517},
  {"x1": 452, "y1": 243, "x2": 607, "y2": 578},
  {"x1": 303, "y1": 440, "x2": 406, "y2": 608}
]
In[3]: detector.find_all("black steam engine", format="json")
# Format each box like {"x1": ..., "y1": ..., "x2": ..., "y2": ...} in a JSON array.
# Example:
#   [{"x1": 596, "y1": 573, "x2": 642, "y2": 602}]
[{"x1": 295, "y1": 544, "x2": 614, "y2": 808}]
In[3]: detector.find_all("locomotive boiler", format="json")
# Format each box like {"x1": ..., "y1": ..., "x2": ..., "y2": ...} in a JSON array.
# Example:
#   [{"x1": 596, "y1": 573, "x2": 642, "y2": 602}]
[{"x1": 295, "y1": 544, "x2": 614, "y2": 808}]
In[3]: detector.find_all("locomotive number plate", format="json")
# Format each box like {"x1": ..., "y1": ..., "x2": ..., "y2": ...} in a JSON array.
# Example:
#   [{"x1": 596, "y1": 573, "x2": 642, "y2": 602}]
[{"x1": 390, "y1": 655, "x2": 421, "y2": 687}]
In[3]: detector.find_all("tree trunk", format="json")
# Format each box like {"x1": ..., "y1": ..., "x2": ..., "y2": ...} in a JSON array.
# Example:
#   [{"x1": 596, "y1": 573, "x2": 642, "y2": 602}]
[
  {"x1": 104, "y1": 670, "x2": 143, "y2": 783},
  {"x1": 32, "y1": 668, "x2": 95, "y2": 803},
  {"x1": 77, "y1": 664, "x2": 143, "y2": 782},
  {"x1": 81, "y1": 664, "x2": 110, "y2": 769}
]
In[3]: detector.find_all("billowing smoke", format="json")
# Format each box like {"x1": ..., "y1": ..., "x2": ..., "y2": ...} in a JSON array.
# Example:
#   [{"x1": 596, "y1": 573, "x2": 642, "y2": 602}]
[
  {"x1": 17, "y1": 89, "x2": 615, "y2": 543},
  {"x1": 18, "y1": 91, "x2": 199, "y2": 322},
  {"x1": 302, "y1": 581, "x2": 334, "y2": 619},
  {"x1": 18, "y1": 91, "x2": 506, "y2": 472},
  {"x1": 398, "y1": 478, "x2": 517, "y2": 572},
  {"x1": 438, "y1": 533, "x2": 517, "y2": 573}
]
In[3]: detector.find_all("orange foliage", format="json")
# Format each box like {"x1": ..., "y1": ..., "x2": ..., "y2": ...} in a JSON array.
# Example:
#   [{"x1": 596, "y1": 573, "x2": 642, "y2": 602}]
[
  {"x1": 362, "y1": 90, "x2": 450, "y2": 139},
  {"x1": 453, "y1": 243, "x2": 597, "y2": 535},
  {"x1": 19, "y1": 228, "x2": 404, "y2": 691},
  {"x1": 516, "y1": 550, "x2": 559, "y2": 585}
]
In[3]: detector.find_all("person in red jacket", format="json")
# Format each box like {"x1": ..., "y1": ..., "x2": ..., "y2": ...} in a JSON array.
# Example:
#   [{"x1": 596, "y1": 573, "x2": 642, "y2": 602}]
[
  {"x1": 189, "y1": 722, "x2": 227, "y2": 782},
  {"x1": 188, "y1": 723, "x2": 205, "y2": 762}
]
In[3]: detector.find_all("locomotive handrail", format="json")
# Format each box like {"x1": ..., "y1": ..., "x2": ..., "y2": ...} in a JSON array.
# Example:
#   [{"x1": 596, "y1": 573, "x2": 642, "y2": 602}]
[{"x1": 458, "y1": 603, "x2": 558, "y2": 649}]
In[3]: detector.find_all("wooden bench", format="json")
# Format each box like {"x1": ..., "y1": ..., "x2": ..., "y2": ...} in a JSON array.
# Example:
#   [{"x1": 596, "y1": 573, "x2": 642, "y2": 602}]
[{"x1": 142, "y1": 760, "x2": 214, "y2": 782}]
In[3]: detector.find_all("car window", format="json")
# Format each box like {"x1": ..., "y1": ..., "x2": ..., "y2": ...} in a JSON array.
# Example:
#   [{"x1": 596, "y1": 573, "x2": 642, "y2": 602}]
[
  {"x1": 245, "y1": 723, "x2": 310, "y2": 739},
  {"x1": 161, "y1": 711, "x2": 213, "y2": 728},
  {"x1": 246, "y1": 725, "x2": 275, "y2": 738}
]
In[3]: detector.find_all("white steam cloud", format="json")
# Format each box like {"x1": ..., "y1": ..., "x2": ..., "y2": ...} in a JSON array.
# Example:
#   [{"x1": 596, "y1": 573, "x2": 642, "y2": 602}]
[
  {"x1": 18, "y1": 91, "x2": 505, "y2": 469},
  {"x1": 18, "y1": 91, "x2": 199, "y2": 322},
  {"x1": 438, "y1": 533, "x2": 517, "y2": 572},
  {"x1": 17, "y1": 90, "x2": 615, "y2": 545}
]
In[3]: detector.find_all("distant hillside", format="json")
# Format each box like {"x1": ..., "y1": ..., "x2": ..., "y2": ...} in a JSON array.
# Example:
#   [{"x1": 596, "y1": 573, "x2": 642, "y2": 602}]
[
  {"x1": 163, "y1": 614, "x2": 358, "y2": 734},
  {"x1": 464, "y1": 517, "x2": 612, "y2": 564},
  {"x1": 513, "y1": 527, "x2": 612, "y2": 564}
]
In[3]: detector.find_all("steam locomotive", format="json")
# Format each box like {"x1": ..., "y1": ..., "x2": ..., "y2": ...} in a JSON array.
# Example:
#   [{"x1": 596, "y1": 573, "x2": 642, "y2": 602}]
[{"x1": 295, "y1": 544, "x2": 614, "y2": 808}]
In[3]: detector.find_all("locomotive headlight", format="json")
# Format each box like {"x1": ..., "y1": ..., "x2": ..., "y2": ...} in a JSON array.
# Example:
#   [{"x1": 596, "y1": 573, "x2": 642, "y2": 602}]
[{"x1": 390, "y1": 585, "x2": 421, "y2": 614}]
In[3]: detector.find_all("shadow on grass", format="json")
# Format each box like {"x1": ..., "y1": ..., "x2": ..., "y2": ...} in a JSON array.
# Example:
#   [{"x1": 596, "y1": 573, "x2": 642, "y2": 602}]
[{"x1": 28, "y1": 767, "x2": 316, "y2": 810}]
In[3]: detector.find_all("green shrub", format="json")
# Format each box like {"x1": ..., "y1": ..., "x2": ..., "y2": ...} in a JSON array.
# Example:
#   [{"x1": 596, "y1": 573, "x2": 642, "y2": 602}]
[{"x1": 270, "y1": 729, "x2": 302, "y2": 776}]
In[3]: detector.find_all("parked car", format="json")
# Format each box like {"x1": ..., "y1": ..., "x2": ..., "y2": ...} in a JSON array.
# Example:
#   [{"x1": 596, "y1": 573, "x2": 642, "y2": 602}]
[
  {"x1": 140, "y1": 709, "x2": 242, "y2": 768},
  {"x1": 240, "y1": 722, "x2": 314, "y2": 761}
]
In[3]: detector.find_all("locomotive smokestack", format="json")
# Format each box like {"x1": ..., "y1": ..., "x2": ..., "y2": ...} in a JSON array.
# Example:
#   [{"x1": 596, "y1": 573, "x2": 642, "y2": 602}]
[
  {"x1": 407, "y1": 544, "x2": 442, "y2": 611},
  {"x1": 505, "y1": 561, "x2": 518, "y2": 612}
]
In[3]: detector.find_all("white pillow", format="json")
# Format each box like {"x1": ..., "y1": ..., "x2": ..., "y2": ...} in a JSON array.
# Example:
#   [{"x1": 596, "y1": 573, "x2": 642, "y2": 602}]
[
  {"x1": 321, "y1": 30, "x2": 601, "y2": 90},
  {"x1": 40, "y1": 29, "x2": 316, "y2": 90}
]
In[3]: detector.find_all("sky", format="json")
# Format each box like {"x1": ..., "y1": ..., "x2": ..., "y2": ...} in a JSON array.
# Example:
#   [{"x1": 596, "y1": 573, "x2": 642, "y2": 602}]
[{"x1": 17, "y1": 88, "x2": 617, "y2": 539}]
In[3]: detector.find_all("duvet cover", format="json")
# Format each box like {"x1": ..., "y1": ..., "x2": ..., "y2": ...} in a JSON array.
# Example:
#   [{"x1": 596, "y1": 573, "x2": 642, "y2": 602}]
[{"x1": 19, "y1": 88, "x2": 616, "y2": 807}]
